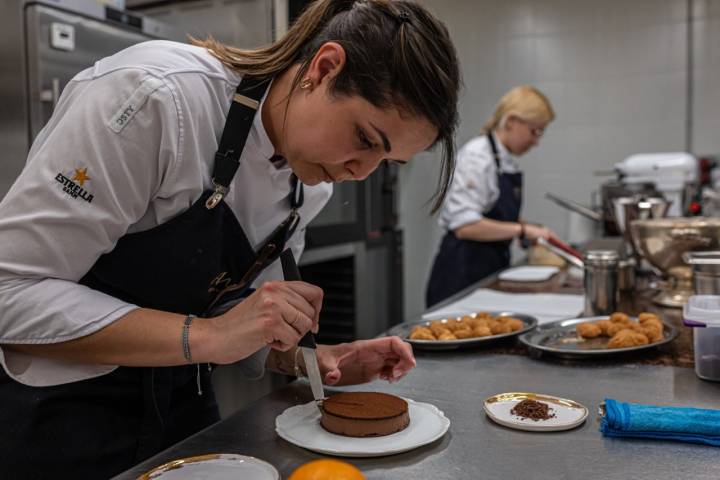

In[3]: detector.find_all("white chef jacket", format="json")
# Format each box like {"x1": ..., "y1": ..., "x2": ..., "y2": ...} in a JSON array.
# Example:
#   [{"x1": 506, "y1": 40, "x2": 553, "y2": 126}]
[
  {"x1": 0, "y1": 40, "x2": 332, "y2": 386},
  {"x1": 438, "y1": 133, "x2": 520, "y2": 231}
]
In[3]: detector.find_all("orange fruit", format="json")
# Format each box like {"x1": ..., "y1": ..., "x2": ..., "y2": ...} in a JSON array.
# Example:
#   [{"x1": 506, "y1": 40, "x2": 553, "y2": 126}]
[{"x1": 288, "y1": 459, "x2": 365, "y2": 480}]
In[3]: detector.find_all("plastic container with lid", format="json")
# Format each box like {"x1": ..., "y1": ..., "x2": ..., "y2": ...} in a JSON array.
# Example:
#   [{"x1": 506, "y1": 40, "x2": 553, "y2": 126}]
[{"x1": 683, "y1": 295, "x2": 720, "y2": 382}]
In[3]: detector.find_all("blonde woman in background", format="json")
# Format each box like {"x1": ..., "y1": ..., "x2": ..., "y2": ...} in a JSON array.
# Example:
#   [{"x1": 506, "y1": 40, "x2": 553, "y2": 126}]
[{"x1": 426, "y1": 86, "x2": 556, "y2": 307}]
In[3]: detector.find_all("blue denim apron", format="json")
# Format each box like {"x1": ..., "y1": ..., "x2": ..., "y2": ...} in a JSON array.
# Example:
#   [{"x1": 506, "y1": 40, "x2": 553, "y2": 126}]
[{"x1": 426, "y1": 134, "x2": 522, "y2": 307}]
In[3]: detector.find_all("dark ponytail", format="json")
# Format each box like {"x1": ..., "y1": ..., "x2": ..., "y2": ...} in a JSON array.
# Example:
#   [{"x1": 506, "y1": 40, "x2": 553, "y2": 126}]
[{"x1": 193, "y1": 0, "x2": 460, "y2": 212}]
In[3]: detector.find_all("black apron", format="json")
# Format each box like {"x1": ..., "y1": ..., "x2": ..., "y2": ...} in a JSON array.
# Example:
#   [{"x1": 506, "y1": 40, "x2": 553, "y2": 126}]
[
  {"x1": 0, "y1": 76, "x2": 303, "y2": 479},
  {"x1": 425, "y1": 134, "x2": 523, "y2": 307}
]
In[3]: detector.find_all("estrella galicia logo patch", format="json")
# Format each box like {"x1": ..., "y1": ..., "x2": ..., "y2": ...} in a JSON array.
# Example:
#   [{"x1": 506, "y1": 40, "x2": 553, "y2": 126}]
[{"x1": 55, "y1": 168, "x2": 94, "y2": 203}]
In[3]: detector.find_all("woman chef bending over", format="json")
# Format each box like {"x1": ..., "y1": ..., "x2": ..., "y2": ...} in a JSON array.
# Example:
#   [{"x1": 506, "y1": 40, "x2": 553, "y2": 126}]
[
  {"x1": 426, "y1": 86, "x2": 555, "y2": 307},
  {"x1": 0, "y1": 1, "x2": 460, "y2": 477}
]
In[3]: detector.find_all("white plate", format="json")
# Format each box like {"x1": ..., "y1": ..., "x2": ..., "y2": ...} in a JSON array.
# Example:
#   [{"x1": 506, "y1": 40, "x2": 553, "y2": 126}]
[
  {"x1": 139, "y1": 454, "x2": 279, "y2": 480},
  {"x1": 483, "y1": 392, "x2": 588, "y2": 432},
  {"x1": 498, "y1": 266, "x2": 560, "y2": 282},
  {"x1": 276, "y1": 397, "x2": 450, "y2": 457}
]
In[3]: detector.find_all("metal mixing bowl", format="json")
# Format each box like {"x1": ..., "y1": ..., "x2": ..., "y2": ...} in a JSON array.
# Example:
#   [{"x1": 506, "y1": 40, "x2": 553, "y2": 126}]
[
  {"x1": 612, "y1": 196, "x2": 670, "y2": 262},
  {"x1": 630, "y1": 217, "x2": 720, "y2": 306}
]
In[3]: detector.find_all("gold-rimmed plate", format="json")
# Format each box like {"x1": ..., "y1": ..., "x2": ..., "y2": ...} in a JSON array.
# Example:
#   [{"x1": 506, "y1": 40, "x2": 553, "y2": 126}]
[
  {"x1": 137, "y1": 453, "x2": 279, "y2": 480},
  {"x1": 484, "y1": 392, "x2": 588, "y2": 432},
  {"x1": 386, "y1": 311, "x2": 538, "y2": 351}
]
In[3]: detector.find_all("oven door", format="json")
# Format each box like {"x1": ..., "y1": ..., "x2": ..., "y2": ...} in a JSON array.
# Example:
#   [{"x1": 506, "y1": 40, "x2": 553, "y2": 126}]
[
  {"x1": 24, "y1": 3, "x2": 154, "y2": 140},
  {"x1": 305, "y1": 162, "x2": 398, "y2": 248}
]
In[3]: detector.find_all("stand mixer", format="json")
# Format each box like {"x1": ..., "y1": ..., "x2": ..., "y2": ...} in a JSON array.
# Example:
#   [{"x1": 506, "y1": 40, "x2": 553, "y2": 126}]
[
  {"x1": 546, "y1": 153, "x2": 698, "y2": 241},
  {"x1": 614, "y1": 152, "x2": 698, "y2": 217}
]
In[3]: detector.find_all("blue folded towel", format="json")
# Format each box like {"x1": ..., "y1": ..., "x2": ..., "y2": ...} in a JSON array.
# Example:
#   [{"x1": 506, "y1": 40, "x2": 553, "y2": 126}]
[{"x1": 600, "y1": 398, "x2": 720, "y2": 447}]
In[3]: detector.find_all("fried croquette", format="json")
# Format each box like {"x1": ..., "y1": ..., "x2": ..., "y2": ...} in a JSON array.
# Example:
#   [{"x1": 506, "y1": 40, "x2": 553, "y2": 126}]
[
  {"x1": 473, "y1": 325, "x2": 492, "y2": 337},
  {"x1": 444, "y1": 319, "x2": 466, "y2": 332},
  {"x1": 638, "y1": 312, "x2": 660, "y2": 323},
  {"x1": 409, "y1": 326, "x2": 435, "y2": 340},
  {"x1": 454, "y1": 328, "x2": 474, "y2": 339},
  {"x1": 490, "y1": 323, "x2": 513, "y2": 335},
  {"x1": 624, "y1": 322, "x2": 645, "y2": 333},
  {"x1": 607, "y1": 330, "x2": 649, "y2": 349},
  {"x1": 505, "y1": 318, "x2": 524, "y2": 332},
  {"x1": 471, "y1": 318, "x2": 490, "y2": 330},
  {"x1": 576, "y1": 322, "x2": 602, "y2": 339},
  {"x1": 640, "y1": 317, "x2": 663, "y2": 330},
  {"x1": 610, "y1": 312, "x2": 630, "y2": 324},
  {"x1": 437, "y1": 331, "x2": 457, "y2": 341},
  {"x1": 429, "y1": 322, "x2": 450, "y2": 336},
  {"x1": 606, "y1": 322, "x2": 630, "y2": 337},
  {"x1": 641, "y1": 321, "x2": 664, "y2": 342},
  {"x1": 595, "y1": 319, "x2": 613, "y2": 336}
]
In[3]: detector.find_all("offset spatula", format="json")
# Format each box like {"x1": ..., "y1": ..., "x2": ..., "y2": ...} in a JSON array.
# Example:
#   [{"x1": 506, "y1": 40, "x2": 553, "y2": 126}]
[{"x1": 280, "y1": 249, "x2": 325, "y2": 406}]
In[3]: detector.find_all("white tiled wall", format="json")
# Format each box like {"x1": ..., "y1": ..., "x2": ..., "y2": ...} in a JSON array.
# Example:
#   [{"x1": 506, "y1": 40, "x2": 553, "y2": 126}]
[{"x1": 401, "y1": 0, "x2": 713, "y2": 321}]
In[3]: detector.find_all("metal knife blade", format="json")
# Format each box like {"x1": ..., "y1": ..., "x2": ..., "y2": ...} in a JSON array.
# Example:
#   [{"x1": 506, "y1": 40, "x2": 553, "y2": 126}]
[
  {"x1": 279, "y1": 249, "x2": 325, "y2": 404},
  {"x1": 301, "y1": 346, "x2": 325, "y2": 403}
]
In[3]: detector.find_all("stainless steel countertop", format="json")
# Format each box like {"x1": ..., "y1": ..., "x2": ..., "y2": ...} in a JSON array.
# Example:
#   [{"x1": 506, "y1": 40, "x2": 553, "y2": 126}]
[{"x1": 114, "y1": 352, "x2": 720, "y2": 480}]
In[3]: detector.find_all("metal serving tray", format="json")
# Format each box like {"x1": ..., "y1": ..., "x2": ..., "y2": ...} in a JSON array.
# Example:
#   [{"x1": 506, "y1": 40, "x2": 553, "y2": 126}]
[
  {"x1": 387, "y1": 311, "x2": 538, "y2": 351},
  {"x1": 519, "y1": 316, "x2": 678, "y2": 359}
]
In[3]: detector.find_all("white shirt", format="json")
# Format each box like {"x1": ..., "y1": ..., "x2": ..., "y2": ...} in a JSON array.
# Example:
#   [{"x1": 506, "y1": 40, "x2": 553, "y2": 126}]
[
  {"x1": 0, "y1": 41, "x2": 332, "y2": 386},
  {"x1": 438, "y1": 133, "x2": 520, "y2": 231}
]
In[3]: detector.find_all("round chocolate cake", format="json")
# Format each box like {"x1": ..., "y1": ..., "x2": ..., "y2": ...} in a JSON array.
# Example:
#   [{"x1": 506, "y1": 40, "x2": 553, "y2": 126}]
[{"x1": 320, "y1": 392, "x2": 410, "y2": 437}]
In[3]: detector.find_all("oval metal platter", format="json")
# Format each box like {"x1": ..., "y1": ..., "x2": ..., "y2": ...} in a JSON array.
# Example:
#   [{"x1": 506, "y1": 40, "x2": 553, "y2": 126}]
[
  {"x1": 518, "y1": 316, "x2": 678, "y2": 359},
  {"x1": 386, "y1": 311, "x2": 538, "y2": 351}
]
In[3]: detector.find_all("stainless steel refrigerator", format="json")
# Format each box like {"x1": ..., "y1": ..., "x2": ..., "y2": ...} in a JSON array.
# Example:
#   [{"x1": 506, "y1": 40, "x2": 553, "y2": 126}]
[{"x1": 0, "y1": 0, "x2": 178, "y2": 198}]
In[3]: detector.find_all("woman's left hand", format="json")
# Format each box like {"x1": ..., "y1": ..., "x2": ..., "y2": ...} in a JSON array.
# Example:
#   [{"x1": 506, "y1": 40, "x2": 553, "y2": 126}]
[{"x1": 315, "y1": 336, "x2": 416, "y2": 386}]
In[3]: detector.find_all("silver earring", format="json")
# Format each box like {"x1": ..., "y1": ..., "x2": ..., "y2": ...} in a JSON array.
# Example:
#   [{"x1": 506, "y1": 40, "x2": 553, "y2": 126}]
[{"x1": 300, "y1": 77, "x2": 312, "y2": 90}]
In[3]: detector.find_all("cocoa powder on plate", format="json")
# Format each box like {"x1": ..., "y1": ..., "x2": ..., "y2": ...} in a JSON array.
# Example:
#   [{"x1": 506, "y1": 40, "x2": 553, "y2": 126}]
[{"x1": 510, "y1": 399, "x2": 556, "y2": 421}]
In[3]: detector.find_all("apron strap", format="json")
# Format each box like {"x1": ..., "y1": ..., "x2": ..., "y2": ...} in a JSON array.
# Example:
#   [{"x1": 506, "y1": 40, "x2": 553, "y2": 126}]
[
  {"x1": 290, "y1": 173, "x2": 304, "y2": 209},
  {"x1": 206, "y1": 76, "x2": 271, "y2": 209},
  {"x1": 487, "y1": 132, "x2": 501, "y2": 172}
]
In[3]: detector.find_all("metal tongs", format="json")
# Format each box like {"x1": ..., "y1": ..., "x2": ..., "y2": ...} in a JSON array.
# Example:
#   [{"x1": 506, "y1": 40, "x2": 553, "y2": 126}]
[{"x1": 537, "y1": 237, "x2": 584, "y2": 269}]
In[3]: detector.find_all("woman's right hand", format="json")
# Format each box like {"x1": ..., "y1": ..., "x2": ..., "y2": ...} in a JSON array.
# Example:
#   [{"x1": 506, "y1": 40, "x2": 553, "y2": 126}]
[
  {"x1": 205, "y1": 280, "x2": 323, "y2": 364},
  {"x1": 523, "y1": 223, "x2": 555, "y2": 242}
]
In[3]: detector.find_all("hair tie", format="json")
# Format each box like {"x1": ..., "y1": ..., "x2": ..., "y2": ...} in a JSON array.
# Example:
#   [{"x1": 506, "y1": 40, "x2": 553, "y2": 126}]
[{"x1": 398, "y1": 10, "x2": 411, "y2": 24}]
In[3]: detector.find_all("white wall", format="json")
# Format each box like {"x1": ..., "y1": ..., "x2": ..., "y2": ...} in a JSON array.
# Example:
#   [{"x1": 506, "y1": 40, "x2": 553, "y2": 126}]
[
  {"x1": 693, "y1": 0, "x2": 720, "y2": 154},
  {"x1": 400, "y1": 0, "x2": 711, "y2": 322}
]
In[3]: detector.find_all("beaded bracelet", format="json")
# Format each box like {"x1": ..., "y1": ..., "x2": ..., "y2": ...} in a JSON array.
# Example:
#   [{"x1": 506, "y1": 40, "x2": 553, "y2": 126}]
[{"x1": 182, "y1": 314, "x2": 196, "y2": 363}]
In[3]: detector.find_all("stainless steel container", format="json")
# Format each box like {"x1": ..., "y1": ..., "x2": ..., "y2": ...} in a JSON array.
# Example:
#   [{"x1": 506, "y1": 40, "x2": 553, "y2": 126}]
[
  {"x1": 684, "y1": 251, "x2": 720, "y2": 295},
  {"x1": 584, "y1": 250, "x2": 619, "y2": 315},
  {"x1": 618, "y1": 258, "x2": 636, "y2": 292}
]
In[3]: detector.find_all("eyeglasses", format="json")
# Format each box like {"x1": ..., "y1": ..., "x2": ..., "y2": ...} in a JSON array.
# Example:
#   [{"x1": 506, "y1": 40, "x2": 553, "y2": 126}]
[
  {"x1": 526, "y1": 122, "x2": 545, "y2": 139},
  {"x1": 517, "y1": 118, "x2": 545, "y2": 138},
  {"x1": 529, "y1": 126, "x2": 544, "y2": 138}
]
